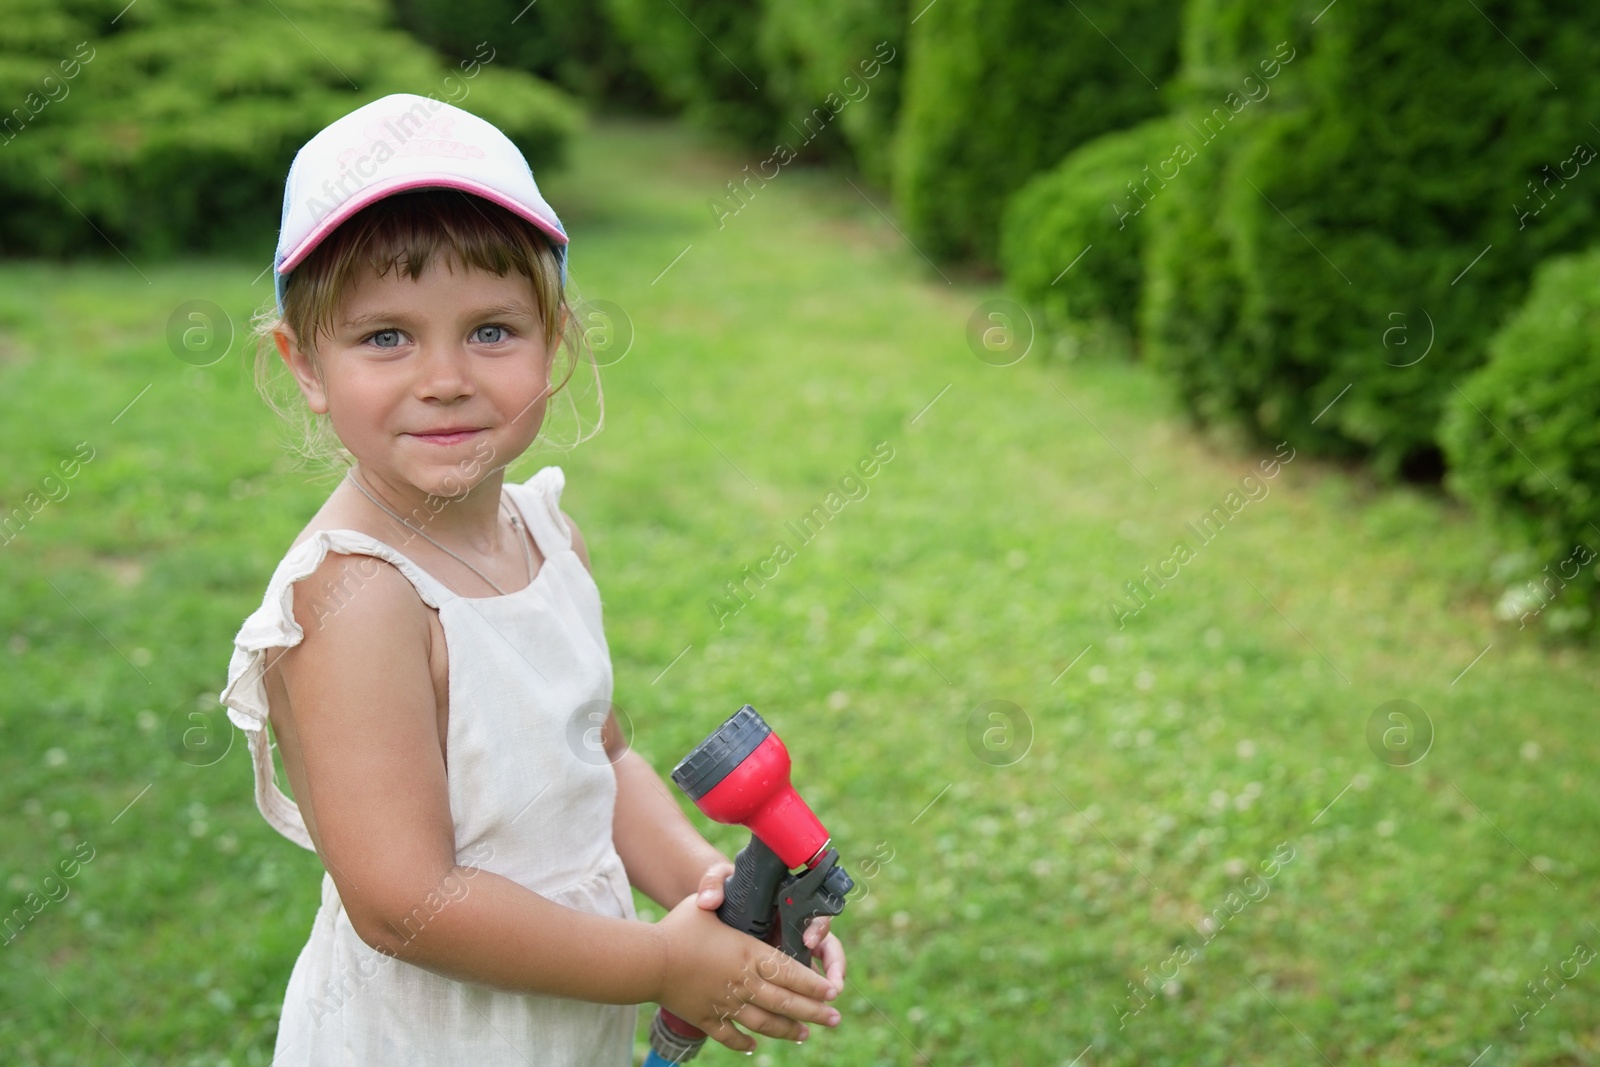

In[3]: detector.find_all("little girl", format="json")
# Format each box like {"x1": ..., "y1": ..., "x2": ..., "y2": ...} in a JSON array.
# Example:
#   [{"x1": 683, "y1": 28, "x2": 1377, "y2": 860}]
[{"x1": 220, "y1": 93, "x2": 845, "y2": 1065}]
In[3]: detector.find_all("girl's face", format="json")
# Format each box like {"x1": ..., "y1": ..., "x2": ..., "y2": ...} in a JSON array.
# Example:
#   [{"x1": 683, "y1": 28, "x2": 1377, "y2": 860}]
[{"x1": 280, "y1": 259, "x2": 554, "y2": 499}]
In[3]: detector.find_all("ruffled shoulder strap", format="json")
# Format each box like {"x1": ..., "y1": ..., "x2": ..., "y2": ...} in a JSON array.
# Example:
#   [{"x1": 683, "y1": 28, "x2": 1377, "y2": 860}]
[
  {"x1": 505, "y1": 465, "x2": 573, "y2": 559},
  {"x1": 218, "y1": 530, "x2": 455, "y2": 852}
]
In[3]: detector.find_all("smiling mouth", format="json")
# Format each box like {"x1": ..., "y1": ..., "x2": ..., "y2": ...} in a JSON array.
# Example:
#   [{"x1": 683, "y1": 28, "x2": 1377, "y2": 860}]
[{"x1": 408, "y1": 428, "x2": 485, "y2": 445}]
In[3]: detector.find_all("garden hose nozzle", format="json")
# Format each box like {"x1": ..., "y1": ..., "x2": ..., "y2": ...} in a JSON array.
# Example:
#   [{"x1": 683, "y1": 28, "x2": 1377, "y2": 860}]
[{"x1": 642, "y1": 705, "x2": 854, "y2": 1065}]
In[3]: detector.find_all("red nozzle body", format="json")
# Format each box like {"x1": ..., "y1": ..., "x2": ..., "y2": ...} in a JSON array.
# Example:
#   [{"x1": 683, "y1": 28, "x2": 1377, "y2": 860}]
[{"x1": 671, "y1": 706, "x2": 830, "y2": 870}]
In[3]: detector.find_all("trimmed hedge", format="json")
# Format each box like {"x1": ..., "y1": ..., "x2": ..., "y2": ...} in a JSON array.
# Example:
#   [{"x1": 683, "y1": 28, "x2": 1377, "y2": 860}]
[
  {"x1": 757, "y1": 0, "x2": 907, "y2": 184},
  {"x1": 602, "y1": 0, "x2": 778, "y2": 146},
  {"x1": 389, "y1": 0, "x2": 658, "y2": 108},
  {"x1": 608, "y1": 0, "x2": 907, "y2": 178},
  {"x1": 1441, "y1": 250, "x2": 1600, "y2": 634},
  {"x1": 894, "y1": 0, "x2": 1180, "y2": 264},
  {"x1": 1141, "y1": 1, "x2": 1600, "y2": 477},
  {"x1": 0, "y1": 0, "x2": 579, "y2": 259},
  {"x1": 1000, "y1": 117, "x2": 1182, "y2": 337}
]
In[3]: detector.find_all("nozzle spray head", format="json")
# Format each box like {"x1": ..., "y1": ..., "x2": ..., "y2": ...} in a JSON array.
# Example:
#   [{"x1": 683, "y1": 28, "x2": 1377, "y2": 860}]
[{"x1": 671, "y1": 705, "x2": 830, "y2": 870}]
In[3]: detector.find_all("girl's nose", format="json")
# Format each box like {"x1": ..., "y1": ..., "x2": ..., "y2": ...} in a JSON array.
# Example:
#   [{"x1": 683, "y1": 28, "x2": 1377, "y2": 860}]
[{"x1": 414, "y1": 342, "x2": 476, "y2": 401}]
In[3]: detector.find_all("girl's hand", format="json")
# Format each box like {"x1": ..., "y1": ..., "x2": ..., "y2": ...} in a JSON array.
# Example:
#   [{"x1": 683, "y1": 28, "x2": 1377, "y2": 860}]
[
  {"x1": 655, "y1": 893, "x2": 842, "y2": 1054},
  {"x1": 695, "y1": 860, "x2": 848, "y2": 998}
]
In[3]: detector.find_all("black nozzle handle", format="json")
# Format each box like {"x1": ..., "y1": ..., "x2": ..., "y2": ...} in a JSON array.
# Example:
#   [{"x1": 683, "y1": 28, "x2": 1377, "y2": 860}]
[
  {"x1": 719, "y1": 838, "x2": 854, "y2": 968},
  {"x1": 717, "y1": 833, "x2": 789, "y2": 941}
]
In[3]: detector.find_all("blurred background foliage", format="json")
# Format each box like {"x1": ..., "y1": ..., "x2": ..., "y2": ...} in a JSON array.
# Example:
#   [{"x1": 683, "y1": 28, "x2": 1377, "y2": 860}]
[
  {"x1": 894, "y1": 0, "x2": 1180, "y2": 264},
  {"x1": 0, "y1": 0, "x2": 580, "y2": 257},
  {"x1": 3, "y1": 0, "x2": 1591, "y2": 633}
]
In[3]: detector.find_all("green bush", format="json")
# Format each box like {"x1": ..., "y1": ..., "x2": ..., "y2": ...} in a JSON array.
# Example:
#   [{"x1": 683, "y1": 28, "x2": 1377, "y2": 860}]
[
  {"x1": 1441, "y1": 249, "x2": 1600, "y2": 635},
  {"x1": 389, "y1": 0, "x2": 658, "y2": 108},
  {"x1": 757, "y1": 0, "x2": 906, "y2": 184},
  {"x1": 1142, "y1": 0, "x2": 1600, "y2": 477},
  {"x1": 603, "y1": 0, "x2": 778, "y2": 145},
  {"x1": 1000, "y1": 116, "x2": 1181, "y2": 337},
  {"x1": 0, "y1": 0, "x2": 579, "y2": 259},
  {"x1": 893, "y1": 0, "x2": 1180, "y2": 265}
]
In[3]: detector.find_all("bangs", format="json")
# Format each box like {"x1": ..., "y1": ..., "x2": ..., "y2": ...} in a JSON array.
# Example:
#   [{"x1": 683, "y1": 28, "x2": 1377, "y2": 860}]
[{"x1": 282, "y1": 189, "x2": 566, "y2": 353}]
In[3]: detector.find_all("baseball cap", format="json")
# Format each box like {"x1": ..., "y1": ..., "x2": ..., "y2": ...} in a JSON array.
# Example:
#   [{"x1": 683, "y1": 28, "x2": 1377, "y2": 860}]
[{"x1": 273, "y1": 92, "x2": 568, "y2": 314}]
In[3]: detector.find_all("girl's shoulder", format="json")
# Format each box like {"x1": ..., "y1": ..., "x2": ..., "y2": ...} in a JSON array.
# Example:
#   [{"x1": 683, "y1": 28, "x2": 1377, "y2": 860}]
[
  {"x1": 222, "y1": 525, "x2": 447, "y2": 712},
  {"x1": 283, "y1": 534, "x2": 440, "y2": 641},
  {"x1": 225, "y1": 529, "x2": 444, "y2": 704},
  {"x1": 219, "y1": 531, "x2": 445, "y2": 855}
]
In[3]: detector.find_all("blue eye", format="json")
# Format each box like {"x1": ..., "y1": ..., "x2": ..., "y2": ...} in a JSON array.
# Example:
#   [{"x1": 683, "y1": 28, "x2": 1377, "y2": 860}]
[
  {"x1": 472, "y1": 324, "x2": 509, "y2": 344},
  {"x1": 370, "y1": 329, "x2": 402, "y2": 348}
]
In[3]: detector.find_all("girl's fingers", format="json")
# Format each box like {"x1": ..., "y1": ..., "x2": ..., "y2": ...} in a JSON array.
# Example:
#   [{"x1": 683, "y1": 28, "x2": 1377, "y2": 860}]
[
  {"x1": 782, "y1": 952, "x2": 837, "y2": 1006},
  {"x1": 752, "y1": 958, "x2": 843, "y2": 1026},
  {"x1": 803, "y1": 914, "x2": 832, "y2": 950},
  {"x1": 704, "y1": 1014, "x2": 757, "y2": 1054},
  {"x1": 815, "y1": 932, "x2": 847, "y2": 994},
  {"x1": 723, "y1": 1001, "x2": 810, "y2": 1044}
]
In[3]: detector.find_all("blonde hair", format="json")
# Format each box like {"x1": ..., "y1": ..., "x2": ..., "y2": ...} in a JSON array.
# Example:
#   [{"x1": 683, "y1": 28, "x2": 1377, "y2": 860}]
[{"x1": 250, "y1": 189, "x2": 603, "y2": 470}]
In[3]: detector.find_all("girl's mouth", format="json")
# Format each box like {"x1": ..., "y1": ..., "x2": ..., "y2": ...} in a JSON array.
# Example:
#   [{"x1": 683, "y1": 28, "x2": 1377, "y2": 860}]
[{"x1": 408, "y1": 428, "x2": 485, "y2": 446}]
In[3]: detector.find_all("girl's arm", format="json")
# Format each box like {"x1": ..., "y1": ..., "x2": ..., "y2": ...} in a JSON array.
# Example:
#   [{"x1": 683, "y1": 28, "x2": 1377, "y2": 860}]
[
  {"x1": 266, "y1": 553, "x2": 839, "y2": 1051},
  {"x1": 610, "y1": 745, "x2": 727, "y2": 909}
]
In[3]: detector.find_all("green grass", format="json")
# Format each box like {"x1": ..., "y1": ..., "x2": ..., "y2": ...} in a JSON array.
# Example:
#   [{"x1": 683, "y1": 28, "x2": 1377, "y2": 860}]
[{"x1": 2, "y1": 117, "x2": 1597, "y2": 1066}]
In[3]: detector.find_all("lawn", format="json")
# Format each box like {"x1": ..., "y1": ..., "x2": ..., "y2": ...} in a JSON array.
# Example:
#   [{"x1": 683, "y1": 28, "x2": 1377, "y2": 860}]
[{"x1": 1, "y1": 117, "x2": 1596, "y2": 1066}]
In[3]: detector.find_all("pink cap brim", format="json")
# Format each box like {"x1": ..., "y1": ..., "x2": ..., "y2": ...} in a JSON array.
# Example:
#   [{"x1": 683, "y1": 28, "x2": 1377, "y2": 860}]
[{"x1": 275, "y1": 174, "x2": 569, "y2": 276}]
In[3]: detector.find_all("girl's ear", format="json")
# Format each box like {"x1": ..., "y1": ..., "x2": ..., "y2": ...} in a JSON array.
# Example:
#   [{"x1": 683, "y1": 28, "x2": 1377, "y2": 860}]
[{"x1": 275, "y1": 325, "x2": 329, "y2": 414}]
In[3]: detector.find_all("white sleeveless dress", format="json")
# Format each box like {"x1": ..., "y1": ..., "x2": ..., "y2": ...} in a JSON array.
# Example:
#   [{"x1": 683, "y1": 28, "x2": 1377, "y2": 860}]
[{"x1": 219, "y1": 466, "x2": 639, "y2": 1065}]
